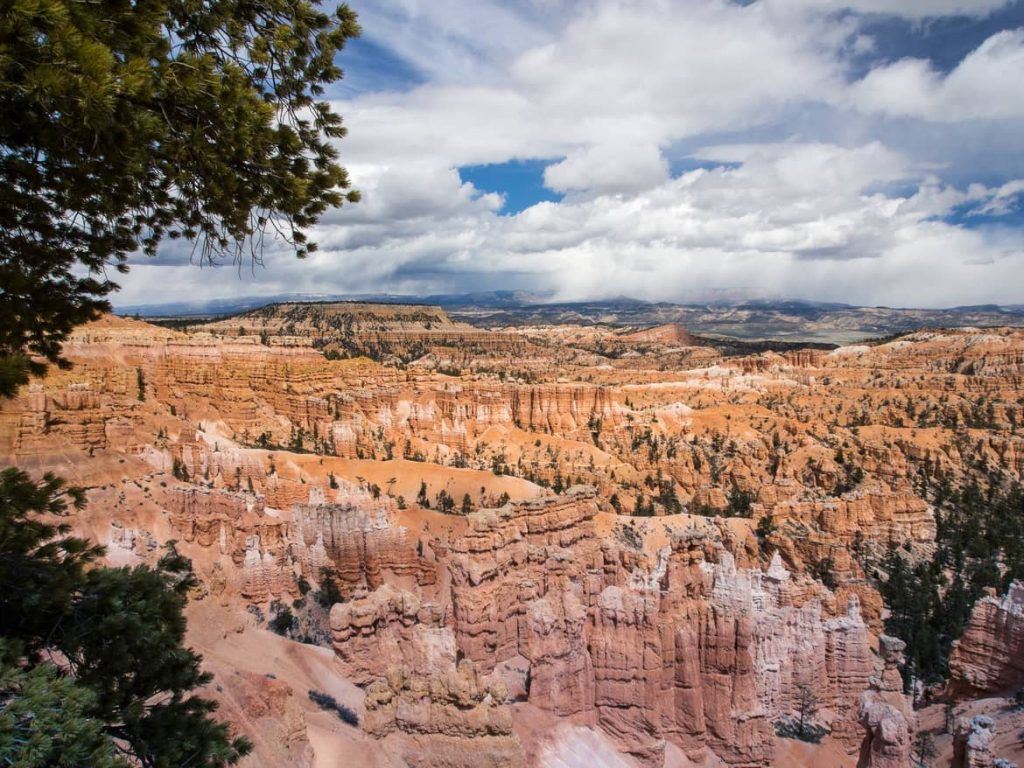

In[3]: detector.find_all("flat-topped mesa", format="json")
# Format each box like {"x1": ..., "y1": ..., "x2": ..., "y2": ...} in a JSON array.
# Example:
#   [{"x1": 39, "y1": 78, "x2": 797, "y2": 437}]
[
  {"x1": 948, "y1": 581, "x2": 1024, "y2": 697},
  {"x1": 618, "y1": 322, "x2": 700, "y2": 347},
  {"x1": 211, "y1": 301, "x2": 458, "y2": 335},
  {"x1": 202, "y1": 301, "x2": 526, "y2": 359}
]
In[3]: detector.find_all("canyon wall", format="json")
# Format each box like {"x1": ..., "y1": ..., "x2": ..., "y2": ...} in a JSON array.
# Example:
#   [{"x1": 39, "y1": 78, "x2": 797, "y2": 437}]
[
  {"x1": 328, "y1": 490, "x2": 907, "y2": 767},
  {"x1": 4, "y1": 316, "x2": 1024, "y2": 767},
  {"x1": 949, "y1": 582, "x2": 1024, "y2": 697}
]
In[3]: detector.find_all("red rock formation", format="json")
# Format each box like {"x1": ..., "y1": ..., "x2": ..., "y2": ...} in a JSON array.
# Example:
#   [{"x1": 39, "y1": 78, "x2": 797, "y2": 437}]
[
  {"x1": 324, "y1": 490, "x2": 902, "y2": 767},
  {"x1": 953, "y1": 715, "x2": 998, "y2": 768},
  {"x1": 857, "y1": 635, "x2": 912, "y2": 768},
  {"x1": 226, "y1": 672, "x2": 314, "y2": 767},
  {"x1": 166, "y1": 481, "x2": 435, "y2": 604},
  {"x1": 522, "y1": 590, "x2": 594, "y2": 717},
  {"x1": 949, "y1": 582, "x2": 1024, "y2": 697},
  {"x1": 859, "y1": 701, "x2": 911, "y2": 768},
  {"x1": 760, "y1": 489, "x2": 935, "y2": 552},
  {"x1": 8, "y1": 315, "x2": 1024, "y2": 767},
  {"x1": 363, "y1": 663, "x2": 524, "y2": 768},
  {"x1": 330, "y1": 584, "x2": 452, "y2": 686},
  {"x1": 619, "y1": 323, "x2": 699, "y2": 347},
  {"x1": 291, "y1": 485, "x2": 435, "y2": 592},
  {"x1": 445, "y1": 489, "x2": 603, "y2": 666}
]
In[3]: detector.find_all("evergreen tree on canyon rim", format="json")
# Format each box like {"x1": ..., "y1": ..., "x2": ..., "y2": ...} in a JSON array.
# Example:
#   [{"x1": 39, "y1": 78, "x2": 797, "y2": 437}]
[
  {"x1": 0, "y1": 0, "x2": 360, "y2": 764},
  {"x1": 0, "y1": 0, "x2": 361, "y2": 396}
]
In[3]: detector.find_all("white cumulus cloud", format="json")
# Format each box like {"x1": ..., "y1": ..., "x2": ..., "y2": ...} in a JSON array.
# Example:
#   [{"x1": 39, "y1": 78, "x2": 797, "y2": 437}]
[
  {"x1": 847, "y1": 30, "x2": 1024, "y2": 121},
  {"x1": 122, "y1": 0, "x2": 1024, "y2": 308}
]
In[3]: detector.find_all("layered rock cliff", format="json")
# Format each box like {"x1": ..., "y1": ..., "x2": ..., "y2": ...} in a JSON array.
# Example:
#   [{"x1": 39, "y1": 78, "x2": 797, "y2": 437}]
[
  {"x1": 949, "y1": 582, "x2": 1024, "y2": 697},
  {"x1": 328, "y1": 490, "x2": 906, "y2": 767}
]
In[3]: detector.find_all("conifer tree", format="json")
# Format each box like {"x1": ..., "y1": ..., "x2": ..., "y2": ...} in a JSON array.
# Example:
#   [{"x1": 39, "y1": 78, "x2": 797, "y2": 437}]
[
  {"x1": 0, "y1": 0, "x2": 361, "y2": 395},
  {"x1": 1, "y1": 5, "x2": 361, "y2": 759},
  {"x1": 0, "y1": 643, "x2": 126, "y2": 768},
  {"x1": 0, "y1": 468, "x2": 251, "y2": 766}
]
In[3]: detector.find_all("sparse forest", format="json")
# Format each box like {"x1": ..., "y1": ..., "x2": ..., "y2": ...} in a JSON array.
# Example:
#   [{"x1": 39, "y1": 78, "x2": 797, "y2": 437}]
[{"x1": 877, "y1": 478, "x2": 1024, "y2": 689}]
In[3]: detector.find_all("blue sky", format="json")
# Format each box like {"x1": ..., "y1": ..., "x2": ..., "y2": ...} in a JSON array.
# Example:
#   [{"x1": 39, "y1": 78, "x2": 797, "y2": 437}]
[
  {"x1": 122, "y1": 0, "x2": 1024, "y2": 308},
  {"x1": 458, "y1": 160, "x2": 564, "y2": 215},
  {"x1": 853, "y1": 1, "x2": 1024, "y2": 74},
  {"x1": 330, "y1": 36, "x2": 425, "y2": 96}
]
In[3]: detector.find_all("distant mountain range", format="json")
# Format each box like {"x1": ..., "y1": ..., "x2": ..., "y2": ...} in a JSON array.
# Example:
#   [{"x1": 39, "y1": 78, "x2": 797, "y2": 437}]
[
  {"x1": 116, "y1": 291, "x2": 1024, "y2": 345},
  {"x1": 113, "y1": 288, "x2": 788, "y2": 316},
  {"x1": 445, "y1": 299, "x2": 1024, "y2": 345},
  {"x1": 114, "y1": 290, "x2": 920, "y2": 317},
  {"x1": 115, "y1": 290, "x2": 555, "y2": 317}
]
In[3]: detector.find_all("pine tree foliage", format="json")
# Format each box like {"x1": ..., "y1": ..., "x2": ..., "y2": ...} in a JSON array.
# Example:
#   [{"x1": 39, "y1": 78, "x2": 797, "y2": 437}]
[
  {"x1": 0, "y1": 642, "x2": 126, "y2": 768},
  {"x1": 0, "y1": 0, "x2": 361, "y2": 395},
  {"x1": 0, "y1": 469, "x2": 251, "y2": 767},
  {"x1": 0, "y1": 468, "x2": 99, "y2": 654}
]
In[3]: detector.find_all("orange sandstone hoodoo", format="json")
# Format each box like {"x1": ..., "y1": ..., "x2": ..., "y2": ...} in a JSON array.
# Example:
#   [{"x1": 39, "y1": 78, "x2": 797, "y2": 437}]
[{"x1": 3, "y1": 310, "x2": 1024, "y2": 767}]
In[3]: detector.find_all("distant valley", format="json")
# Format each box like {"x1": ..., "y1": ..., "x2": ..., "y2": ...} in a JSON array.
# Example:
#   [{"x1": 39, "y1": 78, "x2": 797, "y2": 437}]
[{"x1": 121, "y1": 292, "x2": 1024, "y2": 346}]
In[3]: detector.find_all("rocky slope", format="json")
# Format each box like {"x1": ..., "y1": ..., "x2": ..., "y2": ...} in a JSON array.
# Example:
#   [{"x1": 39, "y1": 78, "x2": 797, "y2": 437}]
[{"x1": 3, "y1": 310, "x2": 1024, "y2": 767}]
